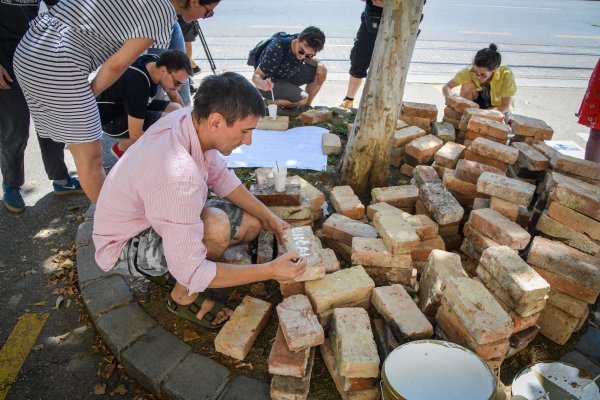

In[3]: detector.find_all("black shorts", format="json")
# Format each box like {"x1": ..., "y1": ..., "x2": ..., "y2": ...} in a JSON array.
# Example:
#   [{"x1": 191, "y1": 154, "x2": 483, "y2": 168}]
[
  {"x1": 258, "y1": 64, "x2": 317, "y2": 103},
  {"x1": 349, "y1": 12, "x2": 380, "y2": 79},
  {"x1": 101, "y1": 100, "x2": 170, "y2": 138},
  {"x1": 178, "y1": 17, "x2": 200, "y2": 42}
]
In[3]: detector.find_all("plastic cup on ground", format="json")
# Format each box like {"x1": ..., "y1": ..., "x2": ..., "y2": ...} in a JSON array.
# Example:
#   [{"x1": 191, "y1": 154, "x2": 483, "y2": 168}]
[
  {"x1": 268, "y1": 104, "x2": 278, "y2": 120},
  {"x1": 272, "y1": 166, "x2": 287, "y2": 192}
]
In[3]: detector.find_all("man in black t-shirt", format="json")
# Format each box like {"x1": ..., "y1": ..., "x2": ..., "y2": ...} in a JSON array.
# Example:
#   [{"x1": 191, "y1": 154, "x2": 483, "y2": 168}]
[
  {"x1": 251, "y1": 26, "x2": 327, "y2": 115},
  {"x1": 97, "y1": 50, "x2": 192, "y2": 159},
  {"x1": 1, "y1": 0, "x2": 84, "y2": 213}
]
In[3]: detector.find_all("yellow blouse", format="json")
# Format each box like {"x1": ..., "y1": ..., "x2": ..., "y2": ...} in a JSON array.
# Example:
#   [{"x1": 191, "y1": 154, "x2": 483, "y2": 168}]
[{"x1": 453, "y1": 65, "x2": 517, "y2": 107}]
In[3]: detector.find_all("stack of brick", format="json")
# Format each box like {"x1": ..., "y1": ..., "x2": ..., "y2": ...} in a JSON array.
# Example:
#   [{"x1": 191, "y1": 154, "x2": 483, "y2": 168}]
[
  {"x1": 477, "y1": 172, "x2": 536, "y2": 227},
  {"x1": 431, "y1": 141, "x2": 465, "y2": 178},
  {"x1": 412, "y1": 166, "x2": 465, "y2": 251},
  {"x1": 527, "y1": 237, "x2": 600, "y2": 344},
  {"x1": 279, "y1": 226, "x2": 341, "y2": 297},
  {"x1": 419, "y1": 249, "x2": 467, "y2": 319},
  {"x1": 530, "y1": 171, "x2": 599, "y2": 227},
  {"x1": 330, "y1": 185, "x2": 365, "y2": 220},
  {"x1": 364, "y1": 204, "x2": 443, "y2": 282},
  {"x1": 549, "y1": 150, "x2": 600, "y2": 186},
  {"x1": 443, "y1": 159, "x2": 503, "y2": 209},
  {"x1": 463, "y1": 115, "x2": 511, "y2": 147},
  {"x1": 443, "y1": 95, "x2": 479, "y2": 131},
  {"x1": 255, "y1": 168, "x2": 326, "y2": 225},
  {"x1": 473, "y1": 247, "x2": 550, "y2": 357},
  {"x1": 508, "y1": 142, "x2": 550, "y2": 186},
  {"x1": 269, "y1": 294, "x2": 324, "y2": 400},
  {"x1": 534, "y1": 175, "x2": 600, "y2": 257},
  {"x1": 461, "y1": 208, "x2": 531, "y2": 274},
  {"x1": 509, "y1": 114, "x2": 554, "y2": 145},
  {"x1": 371, "y1": 184, "x2": 419, "y2": 214},
  {"x1": 464, "y1": 137, "x2": 519, "y2": 173},
  {"x1": 400, "y1": 101, "x2": 438, "y2": 134},
  {"x1": 436, "y1": 277, "x2": 513, "y2": 372},
  {"x1": 403, "y1": 134, "x2": 444, "y2": 169},
  {"x1": 322, "y1": 213, "x2": 379, "y2": 262},
  {"x1": 457, "y1": 108, "x2": 505, "y2": 144},
  {"x1": 304, "y1": 265, "x2": 375, "y2": 328},
  {"x1": 321, "y1": 308, "x2": 380, "y2": 400},
  {"x1": 391, "y1": 124, "x2": 426, "y2": 171}
]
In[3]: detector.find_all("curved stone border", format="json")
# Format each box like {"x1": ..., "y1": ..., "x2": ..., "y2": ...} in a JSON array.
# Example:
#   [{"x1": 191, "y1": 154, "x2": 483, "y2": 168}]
[{"x1": 77, "y1": 206, "x2": 270, "y2": 400}]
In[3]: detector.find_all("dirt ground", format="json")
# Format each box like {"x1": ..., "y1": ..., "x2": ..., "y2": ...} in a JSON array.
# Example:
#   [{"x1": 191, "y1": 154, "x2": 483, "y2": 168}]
[{"x1": 127, "y1": 108, "x2": 592, "y2": 399}]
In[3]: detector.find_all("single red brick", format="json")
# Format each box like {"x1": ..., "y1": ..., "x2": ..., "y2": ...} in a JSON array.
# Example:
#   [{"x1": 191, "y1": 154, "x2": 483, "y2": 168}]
[
  {"x1": 490, "y1": 197, "x2": 520, "y2": 221},
  {"x1": 510, "y1": 142, "x2": 549, "y2": 171},
  {"x1": 445, "y1": 95, "x2": 479, "y2": 113},
  {"x1": 470, "y1": 137, "x2": 519, "y2": 165},
  {"x1": 276, "y1": 294, "x2": 324, "y2": 352},
  {"x1": 394, "y1": 125, "x2": 427, "y2": 147},
  {"x1": 322, "y1": 213, "x2": 379, "y2": 246},
  {"x1": 467, "y1": 116, "x2": 510, "y2": 140},
  {"x1": 509, "y1": 114, "x2": 553, "y2": 139},
  {"x1": 464, "y1": 149, "x2": 509, "y2": 172},
  {"x1": 455, "y1": 159, "x2": 504, "y2": 185},
  {"x1": 372, "y1": 285, "x2": 433, "y2": 340},
  {"x1": 331, "y1": 185, "x2": 365, "y2": 220},
  {"x1": 401, "y1": 101, "x2": 438, "y2": 120},
  {"x1": 477, "y1": 172, "x2": 536, "y2": 207},
  {"x1": 371, "y1": 185, "x2": 419, "y2": 208},
  {"x1": 468, "y1": 208, "x2": 531, "y2": 250},
  {"x1": 405, "y1": 135, "x2": 444, "y2": 163},
  {"x1": 268, "y1": 327, "x2": 311, "y2": 377},
  {"x1": 300, "y1": 109, "x2": 332, "y2": 124},
  {"x1": 434, "y1": 141, "x2": 465, "y2": 168}
]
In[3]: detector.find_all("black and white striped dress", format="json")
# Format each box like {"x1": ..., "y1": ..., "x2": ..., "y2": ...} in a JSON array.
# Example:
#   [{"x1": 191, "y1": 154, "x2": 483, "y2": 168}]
[{"x1": 13, "y1": 0, "x2": 176, "y2": 144}]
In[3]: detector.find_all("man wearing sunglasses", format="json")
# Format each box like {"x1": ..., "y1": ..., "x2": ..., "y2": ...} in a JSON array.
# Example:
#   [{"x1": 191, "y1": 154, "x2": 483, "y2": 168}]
[
  {"x1": 252, "y1": 26, "x2": 327, "y2": 116},
  {"x1": 97, "y1": 50, "x2": 192, "y2": 159}
]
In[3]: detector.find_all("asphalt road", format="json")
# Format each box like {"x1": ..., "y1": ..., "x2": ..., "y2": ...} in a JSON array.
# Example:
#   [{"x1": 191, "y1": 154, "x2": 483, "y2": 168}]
[
  {"x1": 0, "y1": 1, "x2": 599, "y2": 398},
  {"x1": 195, "y1": 0, "x2": 600, "y2": 85}
]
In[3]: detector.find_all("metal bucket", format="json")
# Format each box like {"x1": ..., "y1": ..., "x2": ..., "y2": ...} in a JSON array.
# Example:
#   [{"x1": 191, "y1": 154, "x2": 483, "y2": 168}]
[
  {"x1": 512, "y1": 361, "x2": 600, "y2": 400},
  {"x1": 380, "y1": 340, "x2": 497, "y2": 400}
]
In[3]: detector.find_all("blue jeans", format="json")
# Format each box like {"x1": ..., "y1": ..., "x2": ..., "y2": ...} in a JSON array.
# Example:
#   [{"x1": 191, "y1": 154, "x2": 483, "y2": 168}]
[{"x1": 148, "y1": 22, "x2": 192, "y2": 105}]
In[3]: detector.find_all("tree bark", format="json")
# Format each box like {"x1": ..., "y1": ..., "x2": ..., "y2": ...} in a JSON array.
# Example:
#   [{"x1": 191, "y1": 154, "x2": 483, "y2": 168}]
[{"x1": 340, "y1": 0, "x2": 425, "y2": 197}]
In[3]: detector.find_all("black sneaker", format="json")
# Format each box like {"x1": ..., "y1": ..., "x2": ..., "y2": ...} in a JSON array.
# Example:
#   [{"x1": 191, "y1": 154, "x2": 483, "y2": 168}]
[
  {"x1": 192, "y1": 66, "x2": 201, "y2": 75},
  {"x1": 189, "y1": 78, "x2": 197, "y2": 93},
  {"x1": 277, "y1": 105, "x2": 310, "y2": 118}
]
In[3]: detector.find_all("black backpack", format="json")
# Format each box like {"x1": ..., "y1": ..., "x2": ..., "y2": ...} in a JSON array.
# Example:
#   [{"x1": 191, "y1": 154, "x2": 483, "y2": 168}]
[{"x1": 247, "y1": 32, "x2": 290, "y2": 67}]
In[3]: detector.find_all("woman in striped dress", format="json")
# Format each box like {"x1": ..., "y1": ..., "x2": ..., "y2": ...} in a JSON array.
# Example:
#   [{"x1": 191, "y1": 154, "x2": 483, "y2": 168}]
[{"x1": 14, "y1": 0, "x2": 220, "y2": 202}]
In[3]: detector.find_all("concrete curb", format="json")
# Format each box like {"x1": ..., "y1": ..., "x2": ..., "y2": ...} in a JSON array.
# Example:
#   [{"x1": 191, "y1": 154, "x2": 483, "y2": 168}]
[{"x1": 76, "y1": 205, "x2": 270, "y2": 399}]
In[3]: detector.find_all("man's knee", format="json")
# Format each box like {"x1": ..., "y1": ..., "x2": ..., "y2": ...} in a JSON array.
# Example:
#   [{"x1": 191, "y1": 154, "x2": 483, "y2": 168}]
[
  {"x1": 201, "y1": 207, "x2": 231, "y2": 260},
  {"x1": 235, "y1": 212, "x2": 261, "y2": 243}
]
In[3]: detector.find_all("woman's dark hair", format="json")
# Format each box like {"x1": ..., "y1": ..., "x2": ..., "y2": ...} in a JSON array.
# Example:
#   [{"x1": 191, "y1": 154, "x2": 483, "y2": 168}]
[
  {"x1": 473, "y1": 43, "x2": 501, "y2": 70},
  {"x1": 180, "y1": 0, "x2": 220, "y2": 8},
  {"x1": 298, "y1": 26, "x2": 326, "y2": 52},
  {"x1": 193, "y1": 72, "x2": 265, "y2": 126},
  {"x1": 156, "y1": 50, "x2": 193, "y2": 75}
]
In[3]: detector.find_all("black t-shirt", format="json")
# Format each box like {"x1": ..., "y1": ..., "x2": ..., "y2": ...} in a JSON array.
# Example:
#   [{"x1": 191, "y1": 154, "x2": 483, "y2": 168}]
[
  {"x1": 365, "y1": 0, "x2": 383, "y2": 16},
  {"x1": 0, "y1": 0, "x2": 59, "y2": 41},
  {"x1": 97, "y1": 54, "x2": 159, "y2": 122}
]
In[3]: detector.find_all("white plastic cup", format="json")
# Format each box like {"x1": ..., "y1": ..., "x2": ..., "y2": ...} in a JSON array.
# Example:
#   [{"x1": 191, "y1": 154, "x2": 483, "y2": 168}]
[
  {"x1": 268, "y1": 104, "x2": 278, "y2": 120},
  {"x1": 272, "y1": 166, "x2": 287, "y2": 192}
]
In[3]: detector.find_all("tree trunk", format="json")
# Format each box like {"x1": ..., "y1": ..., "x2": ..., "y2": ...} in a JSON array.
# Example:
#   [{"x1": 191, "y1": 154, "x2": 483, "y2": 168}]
[{"x1": 340, "y1": 0, "x2": 425, "y2": 197}]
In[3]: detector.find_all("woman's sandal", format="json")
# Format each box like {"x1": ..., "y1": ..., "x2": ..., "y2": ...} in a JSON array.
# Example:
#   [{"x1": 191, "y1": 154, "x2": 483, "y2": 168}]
[
  {"x1": 146, "y1": 273, "x2": 177, "y2": 289},
  {"x1": 167, "y1": 293, "x2": 231, "y2": 330}
]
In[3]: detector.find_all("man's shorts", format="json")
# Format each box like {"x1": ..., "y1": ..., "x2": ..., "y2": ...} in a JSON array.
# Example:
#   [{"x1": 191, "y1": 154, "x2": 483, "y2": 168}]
[
  {"x1": 102, "y1": 100, "x2": 170, "y2": 139},
  {"x1": 111, "y1": 199, "x2": 244, "y2": 278},
  {"x1": 258, "y1": 64, "x2": 317, "y2": 104},
  {"x1": 178, "y1": 17, "x2": 200, "y2": 42}
]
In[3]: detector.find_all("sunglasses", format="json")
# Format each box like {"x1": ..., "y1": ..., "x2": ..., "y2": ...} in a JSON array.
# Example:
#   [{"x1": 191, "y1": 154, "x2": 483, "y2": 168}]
[
  {"x1": 201, "y1": 4, "x2": 214, "y2": 19},
  {"x1": 170, "y1": 72, "x2": 186, "y2": 87},
  {"x1": 297, "y1": 46, "x2": 316, "y2": 60},
  {"x1": 470, "y1": 68, "x2": 489, "y2": 78}
]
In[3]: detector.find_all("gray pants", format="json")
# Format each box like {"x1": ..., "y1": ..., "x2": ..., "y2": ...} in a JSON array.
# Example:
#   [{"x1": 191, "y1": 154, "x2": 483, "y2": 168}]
[
  {"x1": 0, "y1": 40, "x2": 69, "y2": 187},
  {"x1": 259, "y1": 63, "x2": 317, "y2": 104},
  {"x1": 112, "y1": 199, "x2": 245, "y2": 278}
]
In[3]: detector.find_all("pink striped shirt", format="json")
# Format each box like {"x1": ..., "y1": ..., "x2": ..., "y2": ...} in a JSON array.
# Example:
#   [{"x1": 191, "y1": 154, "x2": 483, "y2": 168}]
[{"x1": 93, "y1": 108, "x2": 241, "y2": 294}]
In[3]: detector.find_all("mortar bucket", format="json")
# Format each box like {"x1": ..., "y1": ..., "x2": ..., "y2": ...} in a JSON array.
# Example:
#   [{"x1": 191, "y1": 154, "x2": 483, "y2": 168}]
[{"x1": 380, "y1": 340, "x2": 497, "y2": 400}]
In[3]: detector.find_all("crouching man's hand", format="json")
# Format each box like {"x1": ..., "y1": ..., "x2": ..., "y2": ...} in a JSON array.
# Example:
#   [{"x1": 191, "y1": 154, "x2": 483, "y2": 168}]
[{"x1": 270, "y1": 252, "x2": 307, "y2": 281}]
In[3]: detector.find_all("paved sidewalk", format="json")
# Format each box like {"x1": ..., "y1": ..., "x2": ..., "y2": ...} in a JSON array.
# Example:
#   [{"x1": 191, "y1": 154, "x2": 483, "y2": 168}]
[{"x1": 76, "y1": 205, "x2": 271, "y2": 400}]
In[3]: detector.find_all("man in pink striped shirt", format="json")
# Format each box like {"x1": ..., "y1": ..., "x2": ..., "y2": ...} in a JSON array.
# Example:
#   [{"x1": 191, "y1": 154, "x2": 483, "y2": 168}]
[{"x1": 93, "y1": 73, "x2": 306, "y2": 329}]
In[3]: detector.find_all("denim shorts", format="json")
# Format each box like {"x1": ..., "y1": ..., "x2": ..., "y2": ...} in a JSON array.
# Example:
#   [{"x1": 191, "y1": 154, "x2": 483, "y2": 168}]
[{"x1": 111, "y1": 199, "x2": 244, "y2": 278}]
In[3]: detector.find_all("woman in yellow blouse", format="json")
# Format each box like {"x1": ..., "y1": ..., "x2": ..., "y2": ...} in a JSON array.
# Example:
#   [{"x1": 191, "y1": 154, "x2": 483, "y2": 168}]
[{"x1": 442, "y1": 44, "x2": 516, "y2": 114}]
